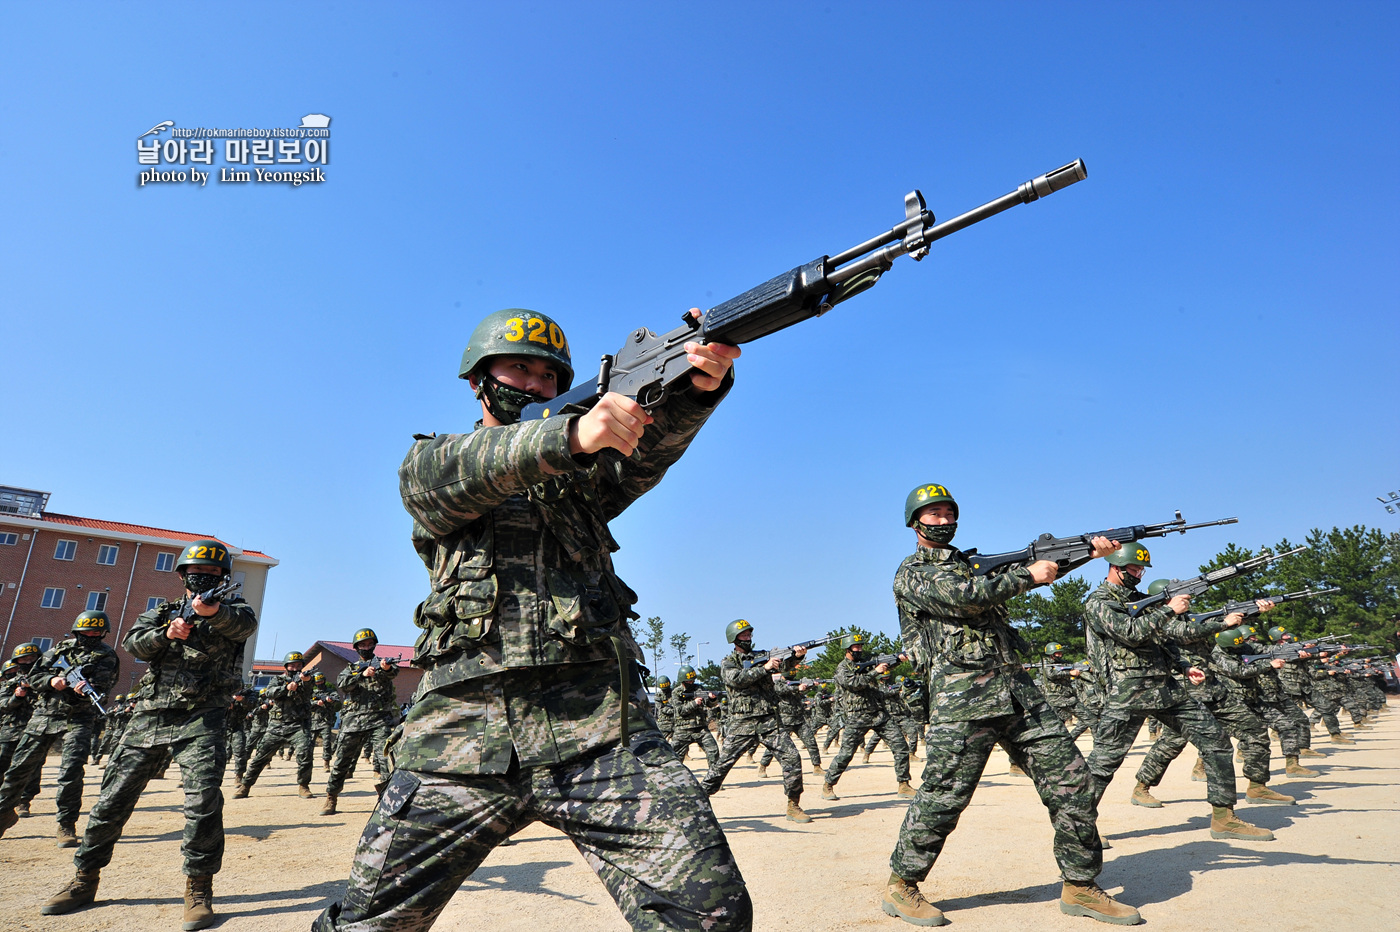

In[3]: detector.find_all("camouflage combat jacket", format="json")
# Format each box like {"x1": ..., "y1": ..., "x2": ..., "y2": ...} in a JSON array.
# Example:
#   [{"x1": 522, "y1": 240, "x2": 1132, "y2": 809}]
[
  {"x1": 393, "y1": 382, "x2": 728, "y2": 775},
  {"x1": 810, "y1": 692, "x2": 833, "y2": 726},
  {"x1": 1072, "y1": 672, "x2": 1103, "y2": 712},
  {"x1": 834, "y1": 659, "x2": 888, "y2": 722},
  {"x1": 336, "y1": 660, "x2": 398, "y2": 732},
  {"x1": 893, "y1": 545, "x2": 1045, "y2": 722},
  {"x1": 672, "y1": 685, "x2": 711, "y2": 738},
  {"x1": 27, "y1": 635, "x2": 120, "y2": 733},
  {"x1": 1309, "y1": 664, "x2": 1347, "y2": 698},
  {"x1": 1, "y1": 663, "x2": 39, "y2": 741},
  {"x1": 126, "y1": 596, "x2": 257, "y2": 714},
  {"x1": 1275, "y1": 659, "x2": 1309, "y2": 698},
  {"x1": 1210, "y1": 645, "x2": 1271, "y2": 706},
  {"x1": 1038, "y1": 657, "x2": 1078, "y2": 709},
  {"x1": 1083, "y1": 581, "x2": 1229, "y2": 711},
  {"x1": 226, "y1": 693, "x2": 255, "y2": 733},
  {"x1": 720, "y1": 648, "x2": 797, "y2": 735},
  {"x1": 311, "y1": 688, "x2": 343, "y2": 727},
  {"x1": 653, "y1": 690, "x2": 675, "y2": 735},
  {"x1": 264, "y1": 672, "x2": 314, "y2": 725},
  {"x1": 773, "y1": 678, "x2": 807, "y2": 728}
]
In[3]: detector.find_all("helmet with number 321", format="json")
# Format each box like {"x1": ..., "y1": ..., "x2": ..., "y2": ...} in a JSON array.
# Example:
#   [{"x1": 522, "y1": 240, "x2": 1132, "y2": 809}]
[{"x1": 904, "y1": 483, "x2": 958, "y2": 526}]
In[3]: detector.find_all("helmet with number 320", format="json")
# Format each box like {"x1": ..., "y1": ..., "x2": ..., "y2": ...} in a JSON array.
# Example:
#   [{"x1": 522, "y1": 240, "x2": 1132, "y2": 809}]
[{"x1": 459, "y1": 309, "x2": 574, "y2": 391}]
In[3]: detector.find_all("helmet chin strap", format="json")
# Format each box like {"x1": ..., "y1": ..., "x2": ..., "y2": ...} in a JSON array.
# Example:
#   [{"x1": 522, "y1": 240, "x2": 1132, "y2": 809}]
[{"x1": 476, "y1": 373, "x2": 549, "y2": 425}]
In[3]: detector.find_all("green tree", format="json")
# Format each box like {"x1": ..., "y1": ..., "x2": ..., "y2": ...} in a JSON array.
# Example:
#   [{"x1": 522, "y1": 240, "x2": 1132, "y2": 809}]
[
  {"x1": 670, "y1": 631, "x2": 693, "y2": 667},
  {"x1": 804, "y1": 625, "x2": 909, "y2": 679},
  {"x1": 1005, "y1": 577, "x2": 1091, "y2": 657},
  {"x1": 695, "y1": 660, "x2": 723, "y2": 690},
  {"x1": 641, "y1": 616, "x2": 665, "y2": 686}
]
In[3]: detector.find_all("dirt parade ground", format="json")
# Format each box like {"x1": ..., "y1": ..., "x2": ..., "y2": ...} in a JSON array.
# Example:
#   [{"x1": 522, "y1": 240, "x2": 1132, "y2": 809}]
[{"x1": 1, "y1": 714, "x2": 1396, "y2": 932}]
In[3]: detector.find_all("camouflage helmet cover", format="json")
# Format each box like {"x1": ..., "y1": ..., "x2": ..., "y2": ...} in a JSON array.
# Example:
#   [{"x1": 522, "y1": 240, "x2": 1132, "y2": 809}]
[
  {"x1": 904, "y1": 482, "x2": 958, "y2": 526},
  {"x1": 176, "y1": 539, "x2": 233, "y2": 573},
  {"x1": 72, "y1": 611, "x2": 110, "y2": 634},
  {"x1": 458, "y1": 308, "x2": 574, "y2": 391}
]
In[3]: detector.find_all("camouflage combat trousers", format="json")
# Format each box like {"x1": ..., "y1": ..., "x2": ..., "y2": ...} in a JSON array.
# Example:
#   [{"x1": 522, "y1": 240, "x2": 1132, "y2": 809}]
[
  {"x1": 1258, "y1": 699, "x2": 1311, "y2": 756},
  {"x1": 226, "y1": 729, "x2": 249, "y2": 780},
  {"x1": 0, "y1": 718, "x2": 94, "y2": 825},
  {"x1": 0, "y1": 737, "x2": 42, "y2": 804},
  {"x1": 312, "y1": 731, "x2": 752, "y2": 932},
  {"x1": 760, "y1": 722, "x2": 820, "y2": 769},
  {"x1": 824, "y1": 716, "x2": 910, "y2": 786},
  {"x1": 327, "y1": 724, "x2": 392, "y2": 797},
  {"x1": 821, "y1": 720, "x2": 842, "y2": 753},
  {"x1": 890, "y1": 696, "x2": 1102, "y2": 884},
  {"x1": 863, "y1": 718, "x2": 921, "y2": 757},
  {"x1": 1137, "y1": 693, "x2": 1272, "y2": 787},
  {"x1": 1088, "y1": 699, "x2": 1235, "y2": 808},
  {"x1": 1068, "y1": 704, "x2": 1101, "y2": 741},
  {"x1": 700, "y1": 723, "x2": 803, "y2": 800},
  {"x1": 1305, "y1": 693, "x2": 1344, "y2": 735},
  {"x1": 1339, "y1": 690, "x2": 1368, "y2": 725},
  {"x1": 76, "y1": 730, "x2": 227, "y2": 876},
  {"x1": 315, "y1": 720, "x2": 339, "y2": 765},
  {"x1": 669, "y1": 728, "x2": 719, "y2": 770},
  {"x1": 243, "y1": 720, "x2": 315, "y2": 788}
]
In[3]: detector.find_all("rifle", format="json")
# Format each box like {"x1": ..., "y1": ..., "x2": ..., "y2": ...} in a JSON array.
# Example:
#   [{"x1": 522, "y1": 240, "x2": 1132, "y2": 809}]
[
  {"x1": 1023, "y1": 661, "x2": 1091, "y2": 674},
  {"x1": 1240, "y1": 635, "x2": 1343, "y2": 664},
  {"x1": 1125, "y1": 547, "x2": 1306, "y2": 617},
  {"x1": 346, "y1": 653, "x2": 404, "y2": 676},
  {"x1": 967, "y1": 512, "x2": 1238, "y2": 577},
  {"x1": 854, "y1": 652, "x2": 907, "y2": 671},
  {"x1": 741, "y1": 635, "x2": 844, "y2": 669},
  {"x1": 521, "y1": 161, "x2": 1087, "y2": 420},
  {"x1": 177, "y1": 579, "x2": 243, "y2": 620},
  {"x1": 51, "y1": 656, "x2": 108, "y2": 715},
  {"x1": 1187, "y1": 587, "x2": 1341, "y2": 624}
]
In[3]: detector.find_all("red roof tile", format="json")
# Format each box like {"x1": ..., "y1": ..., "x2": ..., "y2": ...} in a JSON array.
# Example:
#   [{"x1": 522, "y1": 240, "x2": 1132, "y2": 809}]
[{"x1": 33, "y1": 512, "x2": 273, "y2": 559}]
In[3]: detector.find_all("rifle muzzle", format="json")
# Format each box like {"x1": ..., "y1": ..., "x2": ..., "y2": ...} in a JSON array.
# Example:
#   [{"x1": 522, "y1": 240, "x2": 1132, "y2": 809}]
[{"x1": 1019, "y1": 159, "x2": 1088, "y2": 202}]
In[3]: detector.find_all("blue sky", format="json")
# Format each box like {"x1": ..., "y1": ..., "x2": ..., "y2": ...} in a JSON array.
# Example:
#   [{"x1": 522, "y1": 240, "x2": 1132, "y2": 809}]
[{"x1": 2, "y1": 2, "x2": 1396, "y2": 672}]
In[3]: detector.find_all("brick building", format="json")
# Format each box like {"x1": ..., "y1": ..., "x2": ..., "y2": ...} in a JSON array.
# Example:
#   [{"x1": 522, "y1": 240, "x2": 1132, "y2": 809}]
[
  {"x1": 299, "y1": 640, "x2": 420, "y2": 706},
  {"x1": 0, "y1": 485, "x2": 278, "y2": 696}
]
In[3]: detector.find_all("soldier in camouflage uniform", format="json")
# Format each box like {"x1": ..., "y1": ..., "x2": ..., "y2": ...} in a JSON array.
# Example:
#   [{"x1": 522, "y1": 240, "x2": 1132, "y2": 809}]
[
  {"x1": 759, "y1": 672, "x2": 821, "y2": 774},
  {"x1": 699, "y1": 620, "x2": 810, "y2": 823},
  {"x1": 670, "y1": 665, "x2": 720, "y2": 770},
  {"x1": 1132, "y1": 612, "x2": 1296, "y2": 808},
  {"x1": 1084, "y1": 542, "x2": 1275, "y2": 845},
  {"x1": 0, "y1": 646, "x2": 44, "y2": 816},
  {"x1": 654, "y1": 675, "x2": 675, "y2": 742},
  {"x1": 879, "y1": 483, "x2": 1137, "y2": 927},
  {"x1": 311, "y1": 672, "x2": 343, "y2": 773},
  {"x1": 1067, "y1": 667, "x2": 1103, "y2": 741},
  {"x1": 862, "y1": 674, "x2": 923, "y2": 764},
  {"x1": 236, "y1": 651, "x2": 316, "y2": 798},
  {"x1": 0, "y1": 611, "x2": 119, "y2": 847},
  {"x1": 1039, "y1": 643, "x2": 1080, "y2": 725},
  {"x1": 809, "y1": 688, "x2": 834, "y2": 767},
  {"x1": 314, "y1": 307, "x2": 749, "y2": 931},
  {"x1": 41, "y1": 539, "x2": 257, "y2": 928},
  {"x1": 1270, "y1": 631, "x2": 1327, "y2": 760},
  {"x1": 244, "y1": 690, "x2": 271, "y2": 770},
  {"x1": 821, "y1": 636, "x2": 913, "y2": 800},
  {"x1": 900, "y1": 674, "x2": 929, "y2": 759},
  {"x1": 1211, "y1": 626, "x2": 1318, "y2": 780},
  {"x1": 1303, "y1": 657, "x2": 1354, "y2": 742},
  {"x1": 91, "y1": 694, "x2": 126, "y2": 766},
  {"x1": 321, "y1": 628, "x2": 399, "y2": 815},
  {"x1": 226, "y1": 686, "x2": 255, "y2": 784}
]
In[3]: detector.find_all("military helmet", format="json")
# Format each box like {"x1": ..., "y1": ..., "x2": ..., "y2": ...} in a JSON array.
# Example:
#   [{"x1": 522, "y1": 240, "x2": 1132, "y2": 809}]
[
  {"x1": 11, "y1": 643, "x2": 40, "y2": 660},
  {"x1": 842, "y1": 633, "x2": 866, "y2": 651},
  {"x1": 725, "y1": 619, "x2": 753, "y2": 643},
  {"x1": 283, "y1": 651, "x2": 306, "y2": 666},
  {"x1": 1146, "y1": 579, "x2": 1170, "y2": 596},
  {"x1": 352, "y1": 628, "x2": 378, "y2": 646},
  {"x1": 1105, "y1": 542, "x2": 1152, "y2": 568},
  {"x1": 72, "y1": 611, "x2": 110, "y2": 635},
  {"x1": 656, "y1": 675, "x2": 671, "y2": 690},
  {"x1": 113, "y1": 693, "x2": 125, "y2": 702},
  {"x1": 1215, "y1": 626, "x2": 1255, "y2": 650},
  {"x1": 313, "y1": 672, "x2": 326, "y2": 685},
  {"x1": 904, "y1": 482, "x2": 958, "y2": 526},
  {"x1": 458, "y1": 308, "x2": 574, "y2": 391},
  {"x1": 176, "y1": 539, "x2": 233, "y2": 573},
  {"x1": 1269, "y1": 626, "x2": 1292, "y2": 643},
  {"x1": 1045, "y1": 643, "x2": 1064, "y2": 656},
  {"x1": 678, "y1": 665, "x2": 697, "y2": 683}
]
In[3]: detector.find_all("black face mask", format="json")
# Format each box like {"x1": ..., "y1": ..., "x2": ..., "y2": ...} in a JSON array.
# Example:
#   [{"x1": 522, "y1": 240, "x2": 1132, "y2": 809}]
[
  {"x1": 735, "y1": 638, "x2": 753, "y2": 653},
  {"x1": 184, "y1": 573, "x2": 222, "y2": 596},
  {"x1": 1119, "y1": 570, "x2": 1143, "y2": 590},
  {"x1": 477, "y1": 373, "x2": 550, "y2": 425},
  {"x1": 357, "y1": 648, "x2": 376, "y2": 660},
  {"x1": 917, "y1": 521, "x2": 957, "y2": 546}
]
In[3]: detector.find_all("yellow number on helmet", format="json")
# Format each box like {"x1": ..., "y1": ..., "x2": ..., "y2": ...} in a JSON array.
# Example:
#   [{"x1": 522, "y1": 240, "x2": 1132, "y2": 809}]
[
  {"x1": 527, "y1": 318, "x2": 549, "y2": 344},
  {"x1": 548, "y1": 322, "x2": 565, "y2": 349},
  {"x1": 504, "y1": 318, "x2": 525, "y2": 342}
]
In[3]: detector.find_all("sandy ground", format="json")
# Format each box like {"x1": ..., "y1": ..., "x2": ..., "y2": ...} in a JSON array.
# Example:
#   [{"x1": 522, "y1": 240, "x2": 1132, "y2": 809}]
[{"x1": 1, "y1": 712, "x2": 1396, "y2": 932}]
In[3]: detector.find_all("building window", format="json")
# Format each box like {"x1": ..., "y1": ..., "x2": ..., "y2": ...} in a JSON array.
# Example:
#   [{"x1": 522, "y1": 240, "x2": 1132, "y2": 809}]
[
  {"x1": 41, "y1": 587, "x2": 64, "y2": 609},
  {"x1": 147, "y1": 596, "x2": 162, "y2": 611},
  {"x1": 97, "y1": 544, "x2": 119, "y2": 565},
  {"x1": 155, "y1": 552, "x2": 175, "y2": 572},
  {"x1": 86, "y1": 591, "x2": 108, "y2": 612},
  {"x1": 54, "y1": 540, "x2": 76, "y2": 561},
  {"x1": 32, "y1": 637, "x2": 52, "y2": 653},
  {"x1": 0, "y1": 532, "x2": 17, "y2": 546}
]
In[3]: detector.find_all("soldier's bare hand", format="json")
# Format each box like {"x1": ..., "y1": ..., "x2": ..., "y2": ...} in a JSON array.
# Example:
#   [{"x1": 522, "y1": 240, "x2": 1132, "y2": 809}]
[
  {"x1": 764, "y1": 658, "x2": 781, "y2": 672},
  {"x1": 1089, "y1": 537, "x2": 1119, "y2": 559},
  {"x1": 167, "y1": 618, "x2": 193, "y2": 640},
  {"x1": 1027, "y1": 560, "x2": 1059, "y2": 585},
  {"x1": 683, "y1": 318, "x2": 740, "y2": 393},
  {"x1": 288, "y1": 682, "x2": 299, "y2": 691},
  {"x1": 50, "y1": 676, "x2": 67, "y2": 691},
  {"x1": 1224, "y1": 612, "x2": 1246, "y2": 628},
  {"x1": 1255, "y1": 599, "x2": 1276, "y2": 613},
  {"x1": 363, "y1": 667, "x2": 377, "y2": 677},
  {"x1": 792, "y1": 646, "x2": 807, "y2": 660},
  {"x1": 191, "y1": 596, "x2": 219, "y2": 617},
  {"x1": 13, "y1": 686, "x2": 26, "y2": 697},
  {"x1": 1186, "y1": 666, "x2": 1206, "y2": 685},
  {"x1": 1270, "y1": 659, "x2": 1286, "y2": 669},
  {"x1": 1168, "y1": 595, "x2": 1192, "y2": 615},
  {"x1": 570, "y1": 392, "x2": 652, "y2": 457},
  {"x1": 876, "y1": 663, "x2": 890, "y2": 674}
]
